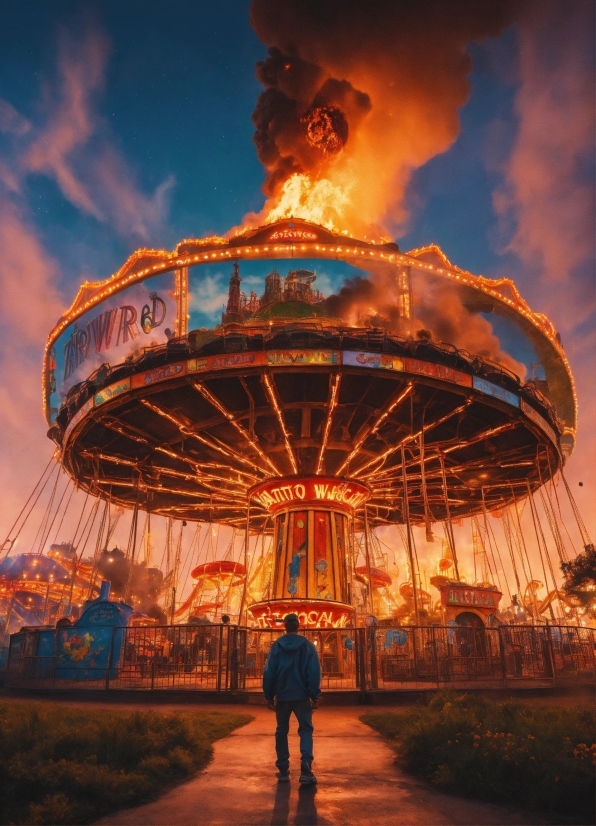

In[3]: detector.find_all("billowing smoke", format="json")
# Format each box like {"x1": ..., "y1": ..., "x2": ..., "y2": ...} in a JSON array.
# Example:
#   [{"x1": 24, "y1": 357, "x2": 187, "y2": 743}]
[
  {"x1": 326, "y1": 265, "x2": 527, "y2": 378},
  {"x1": 98, "y1": 547, "x2": 166, "y2": 622},
  {"x1": 249, "y1": 0, "x2": 518, "y2": 236}
]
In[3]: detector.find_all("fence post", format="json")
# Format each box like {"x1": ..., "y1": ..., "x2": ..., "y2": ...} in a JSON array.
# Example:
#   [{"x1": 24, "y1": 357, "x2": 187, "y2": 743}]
[
  {"x1": 497, "y1": 626, "x2": 508, "y2": 685},
  {"x1": 356, "y1": 627, "x2": 367, "y2": 693},
  {"x1": 431, "y1": 626, "x2": 438, "y2": 683},
  {"x1": 544, "y1": 624, "x2": 556, "y2": 683},
  {"x1": 411, "y1": 626, "x2": 419, "y2": 679},
  {"x1": 216, "y1": 625, "x2": 223, "y2": 692},
  {"x1": 105, "y1": 626, "x2": 118, "y2": 691},
  {"x1": 52, "y1": 630, "x2": 59, "y2": 690},
  {"x1": 368, "y1": 627, "x2": 378, "y2": 690}
]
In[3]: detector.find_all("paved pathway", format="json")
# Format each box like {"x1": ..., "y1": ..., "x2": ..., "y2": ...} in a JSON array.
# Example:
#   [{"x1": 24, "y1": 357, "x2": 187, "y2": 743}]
[{"x1": 97, "y1": 705, "x2": 545, "y2": 826}]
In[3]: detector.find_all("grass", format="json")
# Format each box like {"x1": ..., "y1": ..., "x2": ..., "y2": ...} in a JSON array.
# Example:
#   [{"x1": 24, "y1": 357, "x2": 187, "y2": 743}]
[
  {"x1": 0, "y1": 701, "x2": 252, "y2": 825},
  {"x1": 362, "y1": 692, "x2": 596, "y2": 825}
]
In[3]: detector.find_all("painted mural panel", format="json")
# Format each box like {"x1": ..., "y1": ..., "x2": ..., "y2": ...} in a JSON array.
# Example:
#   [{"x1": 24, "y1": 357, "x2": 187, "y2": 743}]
[{"x1": 47, "y1": 272, "x2": 177, "y2": 423}]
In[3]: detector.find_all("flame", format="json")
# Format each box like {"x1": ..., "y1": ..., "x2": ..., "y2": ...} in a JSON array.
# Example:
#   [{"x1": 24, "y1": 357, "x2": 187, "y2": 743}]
[{"x1": 264, "y1": 173, "x2": 352, "y2": 233}]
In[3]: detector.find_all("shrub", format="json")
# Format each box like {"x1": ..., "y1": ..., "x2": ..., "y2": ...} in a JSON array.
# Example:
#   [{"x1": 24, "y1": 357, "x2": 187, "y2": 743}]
[
  {"x1": 0, "y1": 701, "x2": 252, "y2": 825},
  {"x1": 362, "y1": 692, "x2": 596, "y2": 824}
]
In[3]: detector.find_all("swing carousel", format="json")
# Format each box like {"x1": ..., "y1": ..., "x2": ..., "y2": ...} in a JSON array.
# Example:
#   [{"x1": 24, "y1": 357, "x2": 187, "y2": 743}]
[{"x1": 5, "y1": 215, "x2": 585, "y2": 637}]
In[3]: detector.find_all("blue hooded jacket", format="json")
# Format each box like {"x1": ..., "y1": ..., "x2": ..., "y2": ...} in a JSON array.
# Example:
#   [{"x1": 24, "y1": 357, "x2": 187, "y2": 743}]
[{"x1": 263, "y1": 633, "x2": 321, "y2": 703}]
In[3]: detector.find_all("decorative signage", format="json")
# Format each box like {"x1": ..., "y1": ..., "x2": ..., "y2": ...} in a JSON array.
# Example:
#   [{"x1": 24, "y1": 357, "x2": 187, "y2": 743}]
[
  {"x1": 404, "y1": 358, "x2": 473, "y2": 387},
  {"x1": 63, "y1": 397, "x2": 94, "y2": 443},
  {"x1": 343, "y1": 351, "x2": 404, "y2": 371},
  {"x1": 47, "y1": 272, "x2": 177, "y2": 423},
  {"x1": 250, "y1": 476, "x2": 370, "y2": 515},
  {"x1": 94, "y1": 378, "x2": 130, "y2": 407},
  {"x1": 472, "y1": 376, "x2": 519, "y2": 409},
  {"x1": 188, "y1": 351, "x2": 268, "y2": 373},
  {"x1": 343, "y1": 351, "x2": 472, "y2": 386},
  {"x1": 131, "y1": 362, "x2": 187, "y2": 388},
  {"x1": 94, "y1": 378, "x2": 131, "y2": 407},
  {"x1": 267, "y1": 350, "x2": 339, "y2": 366},
  {"x1": 440, "y1": 584, "x2": 501, "y2": 610},
  {"x1": 268, "y1": 228, "x2": 318, "y2": 242},
  {"x1": 248, "y1": 599, "x2": 354, "y2": 629},
  {"x1": 520, "y1": 399, "x2": 558, "y2": 446}
]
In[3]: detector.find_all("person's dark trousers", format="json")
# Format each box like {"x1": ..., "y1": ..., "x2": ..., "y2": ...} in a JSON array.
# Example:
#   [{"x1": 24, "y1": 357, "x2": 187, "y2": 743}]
[{"x1": 274, "y1": 698, "x2": 314, "y2": 772}]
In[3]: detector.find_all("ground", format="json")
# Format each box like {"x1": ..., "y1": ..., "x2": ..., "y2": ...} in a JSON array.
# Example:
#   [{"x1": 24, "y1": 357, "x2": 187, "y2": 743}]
[{"x1": 5, "y1": 691, "x2": 591, "y2": 825}]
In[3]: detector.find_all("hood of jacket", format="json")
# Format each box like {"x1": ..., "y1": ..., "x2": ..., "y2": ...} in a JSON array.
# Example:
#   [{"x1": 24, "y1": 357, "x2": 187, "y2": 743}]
[{"x1": 277, "y1": 633, "x2": 308, "y2": 652}]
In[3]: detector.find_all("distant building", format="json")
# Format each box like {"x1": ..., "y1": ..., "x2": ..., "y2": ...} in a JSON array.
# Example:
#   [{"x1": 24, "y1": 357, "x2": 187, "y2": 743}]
[{"x1": 222, "y1": 263, "x2": 324, "y2": 324}]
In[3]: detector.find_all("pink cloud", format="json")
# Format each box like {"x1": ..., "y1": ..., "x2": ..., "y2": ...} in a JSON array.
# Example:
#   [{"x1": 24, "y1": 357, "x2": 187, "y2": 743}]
[
  {"x1": 0, "y1": 99, "x2": 31, "y2": 136},
  {"x1": 0, "y1": 202, "x2": 64, "y2": 542},
  {"x1": 493, "y1": 1, "x2": 595, "y2": 311},
  {"x1": 22, "y1": 28, "x2": 107, "y2": 219},
  {"x1": 493, "y1": 0, "x2": 595, "y2": 539},
  {"x1": 19, "y1": 25, "x2": 173, "y2": 241}
]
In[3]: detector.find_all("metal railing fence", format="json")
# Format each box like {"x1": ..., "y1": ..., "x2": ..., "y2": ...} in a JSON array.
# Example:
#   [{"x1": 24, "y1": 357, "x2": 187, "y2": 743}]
[{"x1": 6, "y1": 624, "x2": 595, "y2": 693}]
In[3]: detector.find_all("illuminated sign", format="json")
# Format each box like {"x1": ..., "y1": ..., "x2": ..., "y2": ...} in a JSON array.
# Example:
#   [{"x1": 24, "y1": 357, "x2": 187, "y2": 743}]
[
  {"x1": 343, "y1": 351, "x2": 404, "y2": 371},
  {"x1": 344, "y1": 351, "x2": 472, "y2": 386},
  {"x1": 521, "y1": 399, "x2": 558, "y2": 445},
  {"x1": 131, "y1": 362, "x2": 187, "y2": 388},
  {"x1": 473, "y1": 376, "x2": 519, "y2": 408},
  {"x1": 94, "y1": 378, "x2": 131, "y2": 407},
  {"x1": 267, "y1": 229, "x2": 318, "y2": 242},
  {"x1": 188, "y1": 351, "x2": 268, "y2": 373},
  {"x1": 63, "y1": 397, "x2": 94, "y2": 443},
  {"x1": 48, "y1": 272, "x2": 176, "y2": 423},
  {"x1": 249, "y1": 599, "x2": 354, "y2": 629},
  {"x1": 440, "y1": 585, "x2": 501, "y2": 610},
  {"x1": 267, "y1": 350, "x2": 339, "y2": 366},
  {"x1": 404, "y1": 358, "x2": 473, "y2": 387},
  {"x1": 250, "y1": 476, "x2": 369, "y2": 515}
]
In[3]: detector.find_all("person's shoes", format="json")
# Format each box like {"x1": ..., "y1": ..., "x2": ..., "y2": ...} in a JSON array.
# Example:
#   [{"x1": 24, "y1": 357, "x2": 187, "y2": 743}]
[
  {"x1": 299, "y1": 760, "x2": 317, "y2": 785},
  {"x1": 276, "y1": 768, "x2": 290, "y2": 782}
]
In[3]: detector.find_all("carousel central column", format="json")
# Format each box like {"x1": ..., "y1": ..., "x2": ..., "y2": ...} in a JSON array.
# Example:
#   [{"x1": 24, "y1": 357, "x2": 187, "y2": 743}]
[{"x1": 248, "y1": 477, "x2": 369, "y2": 628}]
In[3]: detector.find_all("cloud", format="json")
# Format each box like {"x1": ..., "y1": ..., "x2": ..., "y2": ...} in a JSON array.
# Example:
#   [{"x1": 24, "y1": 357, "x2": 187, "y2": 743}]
[
  {"x1": 0, "y1": 200, "x2": 64, "y2": 541},
  {"x1": 19, "y1": 25, "x2": 173, "y2": 241},
  {"x1": 189, "y1": 271, "x2": 228, "y2": 317},
  {"x1": 493, "y1": 0, "x2": 595, "y2": 326},
  {"x1": 492, "y1": 0, "x2": 595, "y2": 537},
  {"x1": 21, "y1": 27, "x2": 107, "y2": 219},
  {"x1": 0, "y1": 99, "x2": 31, "y2": 136}
]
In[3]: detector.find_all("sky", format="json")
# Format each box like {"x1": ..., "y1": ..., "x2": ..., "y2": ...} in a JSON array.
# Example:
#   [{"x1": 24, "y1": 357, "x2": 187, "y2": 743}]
[{"x1": 0, "y1": 0, "x2": 593, "y2": 593}]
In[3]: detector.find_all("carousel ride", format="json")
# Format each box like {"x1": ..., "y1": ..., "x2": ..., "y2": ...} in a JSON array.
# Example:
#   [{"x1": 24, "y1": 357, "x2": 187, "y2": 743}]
[{"x1": 1, "y1": 218, "x2": 592, "y2": 639}]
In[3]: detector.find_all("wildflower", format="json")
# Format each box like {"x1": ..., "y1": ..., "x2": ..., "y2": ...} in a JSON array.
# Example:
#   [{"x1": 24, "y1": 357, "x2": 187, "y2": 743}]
[{"x1": 473, "y1": 734, "x2": 481, "y2": 740}]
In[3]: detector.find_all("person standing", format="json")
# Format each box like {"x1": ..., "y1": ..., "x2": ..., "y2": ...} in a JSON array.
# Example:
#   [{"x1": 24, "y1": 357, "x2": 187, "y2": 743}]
[{"x1": 263, "y1": 613, "x2": 321, "y2": 784}]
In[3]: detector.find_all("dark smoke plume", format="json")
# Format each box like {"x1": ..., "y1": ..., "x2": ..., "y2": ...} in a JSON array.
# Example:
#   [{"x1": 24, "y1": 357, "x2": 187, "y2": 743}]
[
  {"x1": 98, "y1": 547, "x2": 166, "y2": 622},
  {"x1": 249, "y1": 0, "x2": 519, "y2": 234},
  {"x1": 326, "y1": 264, "x2": 527, "y2": 378},
  {"x1": 253, "y1": 48, "x2": 370, "y2": 194}
]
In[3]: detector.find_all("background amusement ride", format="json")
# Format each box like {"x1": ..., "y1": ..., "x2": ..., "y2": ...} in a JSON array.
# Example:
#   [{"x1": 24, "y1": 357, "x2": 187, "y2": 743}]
[{"x1": 2, "y1": 218, "x2": 594, "y2": 692}]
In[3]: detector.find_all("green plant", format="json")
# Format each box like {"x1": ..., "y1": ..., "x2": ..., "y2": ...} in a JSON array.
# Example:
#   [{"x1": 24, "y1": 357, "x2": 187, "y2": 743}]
[
  {"x1": 0, "y1": 701, "x2": 252, "y2": 825},
  {"x1": 362, "y1": 692, "x2": 596, "y2": 824}
]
